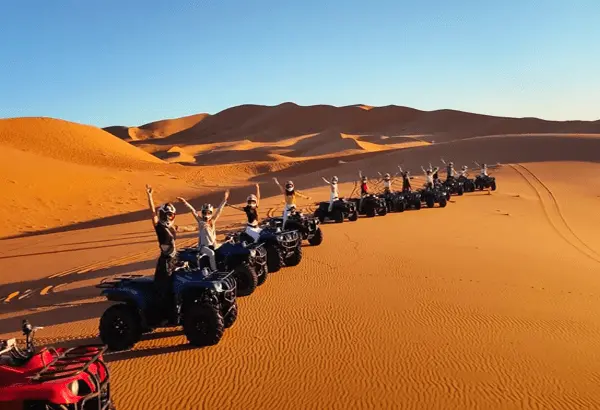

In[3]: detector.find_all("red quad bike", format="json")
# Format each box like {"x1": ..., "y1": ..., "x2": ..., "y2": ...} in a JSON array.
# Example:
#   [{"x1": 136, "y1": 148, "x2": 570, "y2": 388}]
[{"x1": 0, "y1": 320, "x2": 114, "y2": 410}]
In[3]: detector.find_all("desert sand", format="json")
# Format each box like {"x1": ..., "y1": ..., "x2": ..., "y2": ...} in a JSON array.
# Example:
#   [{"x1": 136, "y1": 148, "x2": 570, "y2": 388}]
[{"x1": 1, "y1": 104, "x2": 600, "y2": 409}]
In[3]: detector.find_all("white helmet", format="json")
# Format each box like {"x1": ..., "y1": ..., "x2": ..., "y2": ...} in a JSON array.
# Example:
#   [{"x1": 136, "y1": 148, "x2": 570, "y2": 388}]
[
  {"x1": 384, "y1": 173, "x2": 391, "y2": 180},
  {"x1": 449, "y1": 162, "x2": 454, "y2": 166},
  {"x1": 201, "y1": 203, "x2": 214, "y2": 220},
  {"x1": 462, "y1": 165, "x2": 468, "y2": 170},
  {"x1": 332, "y1": 176, "x2": 339, "y2": 184},
  {"x1": 247, "y1": 194, "x2": 258, "y2": 207},
  {"x1": 158, "y1": 203, "x2": 176, "y2": 227},
  {"x1": 285, "y1": 181, "x2": 294, "y2": 192}
]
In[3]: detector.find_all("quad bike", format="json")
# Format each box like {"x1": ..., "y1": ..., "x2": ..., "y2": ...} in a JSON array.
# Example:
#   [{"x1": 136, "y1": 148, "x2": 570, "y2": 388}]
[
  {"x1": 0, "y1": 320, "x2": 114, "y2": 410},
  {"x1": 313, "y1": 199, "x2": 358, "y2": 223},
  {"x1": 97, "y1": 259, "x2": 237, "y2": 351},
  {"x1": 458, "y1": 175, "x2": 476, "y2": 192},
  {"x1": 434, "y1": 181, "x2": 452, "y2": 201},
  {"x1": 349, "y1": 194, "x2": 388, "y2": 217},
  {"x1": 265, "y1": 210, "x2": 323, "y2": 246},
  {"x1": 443, "y1": 177, "x2": 464, "y2": 196},
  {"x1": 418, "y1": 186, "x2": 448, "y2": 208},
  {"x1": 236, "y1": 226, "x2": 302, "y2": 274},
  {"x1": 381, "y1": 191, "x2": 406, "y2": 213},
  {"x1": 178, "y1": 237, "x2": 268, "y2": 297},
  {"x1": 474, "y1": 174, "x2": 497, "y2": 191},
  {"x1": 402, "y1": 190, "x2": 422, "y2": 210}
]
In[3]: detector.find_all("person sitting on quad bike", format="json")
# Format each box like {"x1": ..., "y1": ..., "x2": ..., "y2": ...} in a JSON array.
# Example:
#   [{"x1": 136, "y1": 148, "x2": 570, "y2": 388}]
[
  {"x1": 146, "y1": 185, "x2": 196, "y2": 321},
  {"x1": 228, "y1": 183, "x2": 263, "y2": 242},
  {"x1": 441, "y1": 158, "x2": 458, "y2": 181},
  {"x1": 457, "y1": 165, "x2": 469, "y2": 178},
  {"x1": 321, "y1": 175, "x2": 339, "y2": 212},
  {"x1": 177, "y1": 190, "x2": 230, "y2": 271},
  {"x1": 273, "y1": 178, "x2": 311, "y2": 230}
]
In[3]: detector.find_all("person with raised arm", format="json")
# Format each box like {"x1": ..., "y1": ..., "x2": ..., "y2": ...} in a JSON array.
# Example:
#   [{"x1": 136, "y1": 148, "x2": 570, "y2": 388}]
[
  {"x1": 321, "y1": 175, "x2": 339, "y2": 212},
  {"x1": 273, "y1": 178, "x2": 311, "y2": 229},
  {"x1": 228, "y1": 183, "x2": 263, "y2": 242},
  {"x1": 177, "y1": 190, "x2": 229, "y2": 271}
]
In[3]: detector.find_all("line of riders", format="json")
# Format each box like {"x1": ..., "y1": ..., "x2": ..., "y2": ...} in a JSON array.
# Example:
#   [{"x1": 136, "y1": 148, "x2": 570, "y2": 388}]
[
  {"x1": 147, "y1": 160, "x2": 493, "y2": 314},
  {"x1": 0, "y1": 159, "x2": 497, "y2": 409}
]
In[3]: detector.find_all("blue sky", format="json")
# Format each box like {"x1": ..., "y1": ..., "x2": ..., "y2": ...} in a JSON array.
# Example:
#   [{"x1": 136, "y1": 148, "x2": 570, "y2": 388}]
[{"x1": 1, "y1": 0, "x2": 599, "y2": 127}]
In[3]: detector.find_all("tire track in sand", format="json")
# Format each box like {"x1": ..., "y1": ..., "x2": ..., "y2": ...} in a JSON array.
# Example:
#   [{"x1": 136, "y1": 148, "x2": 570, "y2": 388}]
[{"x1": 509, "y1": 163, "x2": 600, "y2": 264}]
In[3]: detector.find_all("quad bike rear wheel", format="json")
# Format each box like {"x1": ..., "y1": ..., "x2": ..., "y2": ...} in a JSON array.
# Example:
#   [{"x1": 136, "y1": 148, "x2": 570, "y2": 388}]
[
  {"x1": 314, "y1": 210, "x2": 325, "y2": 224},
  {"x1": 413, "y1": 200, "x2": 421, "y2": 210},
  {"x1": 224, "y1": 301, "x2": 238, "y2": 329},
  {"x1": 491, "y1": 180, "x2": 497, "y2": 191},
  {"x1": 426, "y1": 196, "x2": 435, "y2": 208},
  {"x1": 235, "y1": 263, "x2": 258, "y2": 297},
  {"x1": 348, "y1": 211, "x2": 358, "y2": 221},
  {"x1": 100, "y1": 303, "x2": 143, "y2": 351},
  {"x1": 308, "y1": 227, "x2": 323, "y2": 246},
  {"x1": 182, "y1": 301, "x2": 224, "y2": 346},
  {"x1": 332, "y1": 209, "x2": 344, "y2": 223},
  {"x1": 439, "y1": 197, "x2": 448, "y2": 208},
  {"x1": 396, "y1": 201, "x2": 406, "y2": 212}
]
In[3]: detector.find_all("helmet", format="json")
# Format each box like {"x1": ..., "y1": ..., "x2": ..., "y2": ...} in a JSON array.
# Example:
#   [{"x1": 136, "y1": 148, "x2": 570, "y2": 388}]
[
  {"x1": 285, "y1": 181, "x2": 294, "y2": 192},
  {"x1": 332, "y1": 176, "x2": 339, "y2": 184},
  {"x1": 384, "y1": 173, "x2": 391, "y2": 180},
  {"x1": 482, "y1": 163, "x2": 487, "y2": 168},
  {"x1": 449, "y1": 162, "x2": 454, "y2": 166},
  {"x1": 361, "y1": 175, "x2": 367, "y2": 182},
  {"x1": 247, "y1": 194, "x2": 258, "y2": 207},
  {"x1": 426, "y1": 169, "x2": 432, "y2": 175},
  {"x1": 158, "y1": 203, "x2": 176, "y2": 226},
  {"x1": 462, "y1": 165, "x2": 468, "y2": 170},
  {"x1": 201, "y1": 203, "x2": 214, "y2": 220}
]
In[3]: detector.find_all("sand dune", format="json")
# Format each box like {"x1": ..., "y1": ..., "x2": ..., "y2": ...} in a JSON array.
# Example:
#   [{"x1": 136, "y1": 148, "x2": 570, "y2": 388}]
[{"x1": 104, "y1": 113, "x2": 208, "y2": 142}]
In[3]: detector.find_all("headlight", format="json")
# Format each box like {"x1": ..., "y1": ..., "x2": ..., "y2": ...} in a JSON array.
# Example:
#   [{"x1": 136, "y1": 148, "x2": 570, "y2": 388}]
[
  {"x1": 276, "y1": 236, "x2": 283, "y2": 242},
  {"x1": 67, "y1": 380, "x2": 79, "y2": 396},
  {"x1": 249, "y1": 249, "x2": 256, "y2": 258},
  {"x1": 213, "y1": 283, "x2": 223, "y2": 292}
]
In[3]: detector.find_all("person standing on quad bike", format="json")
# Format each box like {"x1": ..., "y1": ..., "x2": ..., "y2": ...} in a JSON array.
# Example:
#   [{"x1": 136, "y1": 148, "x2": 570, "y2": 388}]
[
  {"x1": 177, "y1": 190, "x2": 230, "y2": 271},
  {"x1": 377, "y1": 171, "x2": 399, "y2": 194},
  {"x1": 228, "y1": 183, "x2": 263, "y2": 242},
  {"x1": 398, "y1": 166, "x2": 414, "y2": 192},
  {"x1": 358, "y1": 170, "x2": 371, "y2": 212},
  {"x1": 146, "y1": 185, "x2": 196, "y2": 319},
  {"x1": 474, "y1": 161, "x2": 489, "y2": 176},
  {"x1": 421, "y1": 165, "x2": 439, "y2": 189},
  {"x1": 441, "y1": 158, "x2": 457, "y2": 181},
  {"x1": 321, "y1": 176, "x2": 339, "y2": 212},
  {"x1": 273, "y1": 178, "x2": 311, "y2": 229}
]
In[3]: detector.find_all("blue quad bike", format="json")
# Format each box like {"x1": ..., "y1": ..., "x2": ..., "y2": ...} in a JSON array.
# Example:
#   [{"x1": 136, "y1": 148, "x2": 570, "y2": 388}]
[
  {"x1": 177, "y1": 237, "x2": 268, "y2": 297},
  {"x1": 97, "y1": 259, "x2": 237, "y2": 351},
  {"x1": 235, "y1": 225, "x2": 302, "y2": 274}
]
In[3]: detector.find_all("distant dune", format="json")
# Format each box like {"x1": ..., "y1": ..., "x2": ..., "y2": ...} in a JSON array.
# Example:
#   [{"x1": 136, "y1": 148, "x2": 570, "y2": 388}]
[{"x1": 104, "y1": 113, "x2": 208, "y2": 142}]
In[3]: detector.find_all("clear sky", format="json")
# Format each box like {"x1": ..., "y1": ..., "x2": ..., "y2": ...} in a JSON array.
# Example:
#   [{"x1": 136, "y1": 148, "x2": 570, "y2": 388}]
[{"x1": 1, "y1": 0, "x2": 599, "y2": 127}]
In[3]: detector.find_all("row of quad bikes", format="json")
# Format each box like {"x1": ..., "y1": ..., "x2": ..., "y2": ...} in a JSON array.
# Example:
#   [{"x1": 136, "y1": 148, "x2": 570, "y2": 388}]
[{"x1": 0, "y1": 174, "x2": 496, "y2": 409}]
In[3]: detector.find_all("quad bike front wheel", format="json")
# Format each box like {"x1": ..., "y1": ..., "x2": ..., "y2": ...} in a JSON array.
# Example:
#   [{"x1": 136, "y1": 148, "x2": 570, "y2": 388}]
[
  {"x1": 99, "y1": 304, "x2": 143, "y2": 351},
  {"x1": 257, "y1": 263, "x2": 268, "y2": 286},
  {"x1": 439, "y1": 197, "x2": 448, "y2": 208},
  {"x1": 348, "y1": 211, "x2": 358, "y2": 221},
  {"x1": 426, "y1": 197, "x2": 435, "y2": 208},
  {"x1": 224, "y1": 301, "x2": 238, "y2": 329},
  {"x1": 308, "y1": 227, "x2": 323, "y2": 246},
  {"x1": 235, "y1": 263, "x2": 258, "y2": 297},
  {"x1": 491, "y1": 180, "x2": 497, "y2": 191},
  {"x1": 183, "y1": 301, "x2": 224, "y2": 346},
  {"x1": 266, "y1": 245, "x2": 283, "y2": 273},
  {"x1": 332, "y1": 209, "x2": 344, "y2": 223},
  {"x1": 285, "y1": 245, "x2": 303, "y2": 266}
]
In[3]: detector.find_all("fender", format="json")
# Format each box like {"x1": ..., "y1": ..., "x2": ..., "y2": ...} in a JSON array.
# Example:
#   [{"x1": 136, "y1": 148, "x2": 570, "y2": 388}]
[{"x1": 100, "y1": 288, "x2": 148, "y2": 311}]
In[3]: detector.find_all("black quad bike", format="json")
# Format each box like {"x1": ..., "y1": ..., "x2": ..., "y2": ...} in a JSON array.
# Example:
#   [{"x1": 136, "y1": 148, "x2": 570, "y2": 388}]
[
  {"x1": 350, "y1": 194, "x2": 388, "y2": 217},
  {"x1": 458, "y1": 175, "x2": 476, "y2": 192},
  {"x1": 265, "y1": 211, "x2": 323, "y2": 246},
  {"x1": 313, "y1": 198, "x2": 359, "y2": 223},
  {"x1": 381, "y1": 191, "x2": 408, "y2": 213},
  {"x1": 443, "y1": 177, "x2": 464, "y2": 196},
  {"x1": 474, "y1": 174, "x2": 497, "y2": 191},
  {"x1": 178, "y1": 237, "x2": 268, "y2": 297},
  {"x1": 418, "y1": 186, "x2": 448, "y2": 208},
  {"x1": 237, "y1": 226, "x2": 302, "y2": 274}
]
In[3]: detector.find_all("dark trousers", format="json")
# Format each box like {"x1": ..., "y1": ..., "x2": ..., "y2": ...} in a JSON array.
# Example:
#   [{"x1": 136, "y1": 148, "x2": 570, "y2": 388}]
[{"x1": 154, "y1": 254, "x2": 175, "y2": 316}]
